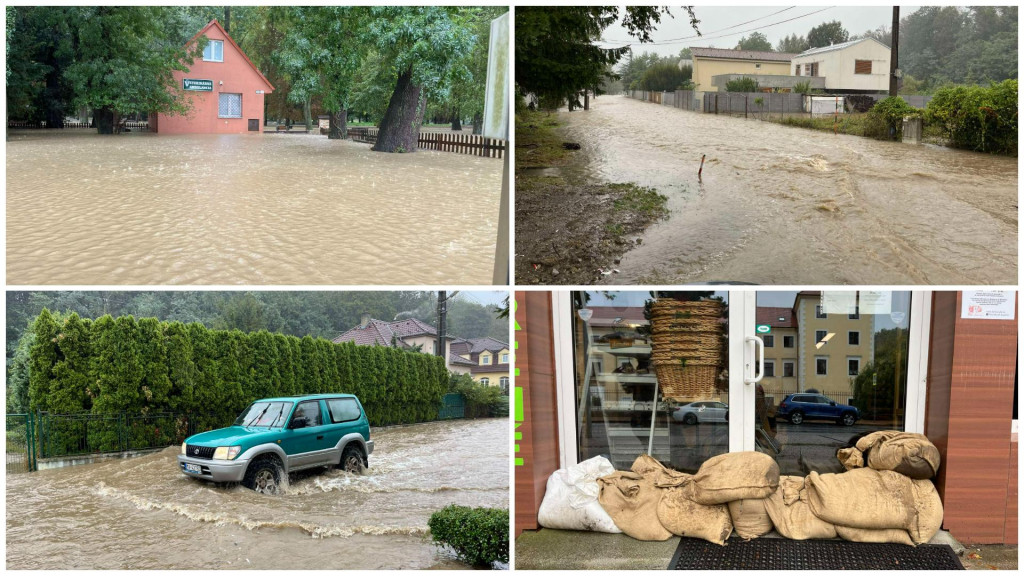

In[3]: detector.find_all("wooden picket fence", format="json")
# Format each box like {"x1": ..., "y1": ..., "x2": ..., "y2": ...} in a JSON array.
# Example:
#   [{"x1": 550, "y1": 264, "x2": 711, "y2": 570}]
[
  {"x1": 7, "y1": 120, "x2": 150, "y2": 130},
  {"x1": 348, "y1": 127, "x2": 505, "y2": 159}
]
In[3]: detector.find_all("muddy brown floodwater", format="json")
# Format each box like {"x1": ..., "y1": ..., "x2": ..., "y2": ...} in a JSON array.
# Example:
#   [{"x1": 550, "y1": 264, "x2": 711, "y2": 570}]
[
  {"x1": 6, "y1": 418, "x2": 508, "y2": 570},
  {"x1": 545, "y1": 96, "x2": 1017, "y2": 285},
  {"x1": 6, "y1": 131, "x2": 502, "y2": 285}
]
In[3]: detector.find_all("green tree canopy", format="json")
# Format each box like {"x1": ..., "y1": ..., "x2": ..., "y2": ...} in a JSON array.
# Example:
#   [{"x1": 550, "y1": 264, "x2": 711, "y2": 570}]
[
  {"x1": 776, "y1": 33, "x2": 809, "y2": 54},
  {"x1": 736, "y1": 32, "x2": 773, "y2": 52},
  {"x1": 807, "y1": 20, "x2": 849, "y2": 49},
  {"x1": 638, "y1": 61, "x2": 692, "y2": 92}
]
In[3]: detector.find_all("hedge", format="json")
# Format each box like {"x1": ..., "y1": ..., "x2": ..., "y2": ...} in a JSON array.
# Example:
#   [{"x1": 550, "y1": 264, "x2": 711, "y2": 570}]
[
  {"x1": 428, "y1": 505, "x2": 509, "y2": 566},
  {"x1": 925, "y1": 80, "x2": 1017, "y2": 155},
  {"x1": 26, "y1": 310, "x2": 449, "y2": 429}
]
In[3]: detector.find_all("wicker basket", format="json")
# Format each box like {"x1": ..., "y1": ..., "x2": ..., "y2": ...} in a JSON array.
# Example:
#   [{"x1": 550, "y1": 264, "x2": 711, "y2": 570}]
[{"x1": 649, "y1": 299, "x2": 724, "y2": 399}]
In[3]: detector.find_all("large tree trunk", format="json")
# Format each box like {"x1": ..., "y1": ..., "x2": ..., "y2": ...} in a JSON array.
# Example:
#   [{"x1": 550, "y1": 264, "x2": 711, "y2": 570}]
[
  {"x1": 472, "y1": 111, "x2": 482, "y2": 135},
  {"x1": 451, "y1": 107, "x2": 461, "y2": 131},
  {"x1": 95, "y1": 106, "x2": 116, "y2": 134},
  {"x1": 328, "y1": 108, "x2": 348, "y2": 140},
  {"x1": 43, "y1": 61, "x2": 65, "y2": 129},
  {"x1": 303, "y1": 97, "x2": 312, "y2": 132},
  {"x1": 373, "y1": 66, "x2": 423, "y2": 153}
]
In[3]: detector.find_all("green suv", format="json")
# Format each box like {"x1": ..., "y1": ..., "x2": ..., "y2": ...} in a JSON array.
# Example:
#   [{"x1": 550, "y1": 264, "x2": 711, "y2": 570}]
[{"x1": 177, "y1": 394, "x2": 373, "y2": 494}]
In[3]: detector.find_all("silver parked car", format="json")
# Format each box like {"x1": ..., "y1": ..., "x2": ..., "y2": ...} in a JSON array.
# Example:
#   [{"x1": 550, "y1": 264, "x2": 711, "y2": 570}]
[{"x1": 671, "y1": 401, "x2": 729, "y2": 425}]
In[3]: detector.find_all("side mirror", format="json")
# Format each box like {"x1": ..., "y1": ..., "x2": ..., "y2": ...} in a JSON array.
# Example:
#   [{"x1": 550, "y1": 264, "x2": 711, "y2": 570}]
[
  {"x1": 289, "y1": 417, "x2": 308, "y2": 429},
  {"x1": 830, "y1": 401, "x2": 836, "y2": 406}
]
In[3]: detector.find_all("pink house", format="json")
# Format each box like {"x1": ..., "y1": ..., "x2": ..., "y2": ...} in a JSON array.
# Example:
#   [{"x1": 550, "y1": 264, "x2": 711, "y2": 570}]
[{"x1": 151, "y1": 20, "x2": 274, "y2": 134}]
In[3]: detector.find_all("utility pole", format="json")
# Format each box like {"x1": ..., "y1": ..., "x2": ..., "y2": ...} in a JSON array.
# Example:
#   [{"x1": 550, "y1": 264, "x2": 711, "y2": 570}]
[
  {"x1": 889, "y1": 6, "x2": 900, "y2": 97},
  {"x1": 436, "y1": 291, "x2": 447, "y2": 363}
]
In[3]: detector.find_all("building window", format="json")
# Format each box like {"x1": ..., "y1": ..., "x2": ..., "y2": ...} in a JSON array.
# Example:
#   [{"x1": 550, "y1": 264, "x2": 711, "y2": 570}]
[
  {"x1": 816, "y1": 305, "x2": 827, "y2": 319},
  {"x1": 815, "y1": 329, "x2": 828, "y2": 343},
  {"x1": 481, "y1": 353, "x2": 491, "y2": 365},
  {"x1": 480, "y1": 377, "x2": 489, "y2": 386},
  {"x1": 783, "y1": 360, "x2": 795, "y2": 378},
  {"x1": 795, "y1": 64, "x2": 801, "y2": 76},
  {"x1": 499, "y1": 377, "x2": 509, "y2": 393},
  {"x1": 783, "y1": 335, "x2": 795, "y2": 348},
  {"x1": 218, "y1": 93, "x2": 242, "y2": 118},
  {"x1": 755, "y1": 63, "x2": 762, "y2": 69},
  {"x1": 848, "y1": 357, "x2": 861, "y2": 376},
  {"x1": 764, "y1": 360, "x2": 775, "y2": 378},
  {"x1": 854, "y1": 59, "x2": 872, "y2": 74},
  {"x1": 763, "y1": 335, "x2": 775, "y2": 348},
  {"x1": 203, "y1": 39, "x2": 224, "y2": 62},
  {"x1": 501, "y1": 353, "x2": 509, "y2": 363},
  {"x1": 849, "y1": 307, "x2": 860, "y2": 320},
  {"x1": 848, "y1": 331, "x2": 860, "y2": 346},
  {"x1": 816, "y1": 357, "x2": 828, "y2": 375},
  {"x1": 808, "y1": 62, "x2": 819, "y2": 76}
]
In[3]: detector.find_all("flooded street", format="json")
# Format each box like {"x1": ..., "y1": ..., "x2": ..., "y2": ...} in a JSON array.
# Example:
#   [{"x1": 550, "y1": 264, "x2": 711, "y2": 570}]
[
  {"x1": 550, "y1": 96, "x2": 1016, "y2": 284},
  {"x1": 6, "y1": 418, "x2": 508, "y2": 570},
  {"x1": 7, "y1": 132, "x2": 502, "y2": 285}
]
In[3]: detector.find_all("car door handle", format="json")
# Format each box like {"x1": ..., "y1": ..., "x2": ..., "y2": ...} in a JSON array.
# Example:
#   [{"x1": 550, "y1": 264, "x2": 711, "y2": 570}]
[{"x1": 316, "y1": 435, "x2": 324, "y2": 440}]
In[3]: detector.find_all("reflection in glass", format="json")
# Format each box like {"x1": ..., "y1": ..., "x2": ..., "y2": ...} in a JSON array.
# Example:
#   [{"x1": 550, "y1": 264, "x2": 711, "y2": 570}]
[
  {"x1": 756, "y1": 291, "x2": 912, "y2": 476},
  {"x1": 573, "y1": 291, "x2": 729, "y2": 473}
]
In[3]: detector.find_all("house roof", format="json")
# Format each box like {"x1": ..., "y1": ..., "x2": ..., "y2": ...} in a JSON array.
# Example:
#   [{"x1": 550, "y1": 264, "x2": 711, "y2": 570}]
[
  {"x1": 449, "y1": 353, "x2": 476, "y2": 367},
  {"x1": 188, "y1": 20, "x2": 274, "y2": 92},
  {"x1": 587, "y1": 306, "x2": 648, "y2": 327},
  {"x1": 388, "y1": 318, "x2": 437, "y2": 338},
  {"x1": 467, "y1": 337, "x2": 509, "y2": 354},
  {"x1": 332, "y1": 319, "x2": 406, "y2": 347},
  {"x1": 796, "y1": 38, "x2": 889, "y2": 58},
  {"x1": 691, "y1": 47, "x2": 795, "y2": 63},
  {"x1": 756, "y1": 307, "x2": 796, "y2": 329}
]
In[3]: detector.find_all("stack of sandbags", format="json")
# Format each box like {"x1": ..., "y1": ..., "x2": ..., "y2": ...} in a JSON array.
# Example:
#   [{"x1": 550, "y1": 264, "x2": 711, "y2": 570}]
[
  {"x1": 597, "y1": 454, "x2": 734, "y2": 544},
  {"x1": 836, "y1": 431, "x2": 941, "y2": 479},
  {"x1": 538, "y1": 456, "x2": 622, "y2": 533},
  {"x1": 762, "y1": 475, "x2": 838, "y2": 540},
  {"x1": 805, "y1": 468, "x2": 944, "y2": 545},
  {"x1": 691, "y1": 452, "x2": 780, "y2": 541}
]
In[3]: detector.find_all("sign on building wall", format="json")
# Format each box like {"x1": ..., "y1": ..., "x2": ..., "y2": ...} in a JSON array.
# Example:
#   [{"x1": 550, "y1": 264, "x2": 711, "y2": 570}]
[
  {"x1": 961, "y1": 290, "x2": 1016, "y2": 320},
  {"x1": 183, "y1": 78, "x2": 214, "y2": 92}
]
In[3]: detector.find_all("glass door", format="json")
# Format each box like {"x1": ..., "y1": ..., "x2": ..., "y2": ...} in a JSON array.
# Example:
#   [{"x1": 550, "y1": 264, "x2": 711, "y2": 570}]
[
  {"x1": 750, "y1": 290, "x2": 917, "y2": 476},
  {"x1": 572, "y1": 291, "x2": 741, "y2": 473}
]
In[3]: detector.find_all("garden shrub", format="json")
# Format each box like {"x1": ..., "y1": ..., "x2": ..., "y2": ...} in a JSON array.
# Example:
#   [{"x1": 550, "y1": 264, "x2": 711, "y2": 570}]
[
  {"x1": 449, "y1": 373, "x2": 506, "y2": 418},
  {"x1": 725, "y1": 77, "x2": 758, "y2": 93},
  {"x1": 25, "y1": 310, "x2": 449, "y2": 428},
  {"x1": 428, "y1": 505, "x2": 509, "y2": 566},
  {"x1": 925, "y1": 80, "x2": 1017, "y2": 155},
  {"x1": 863, "y1": 96, "x2": 919, "y2": 140}
]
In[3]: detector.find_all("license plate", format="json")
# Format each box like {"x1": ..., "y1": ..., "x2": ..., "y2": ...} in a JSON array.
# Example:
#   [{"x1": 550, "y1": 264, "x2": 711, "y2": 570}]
[{"x1": 184, "y1": 463, "x2": 202, "y2": 474}]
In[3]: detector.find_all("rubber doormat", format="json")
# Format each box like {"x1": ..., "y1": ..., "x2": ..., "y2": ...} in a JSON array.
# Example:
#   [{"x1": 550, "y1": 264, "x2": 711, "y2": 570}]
[{"x1": 668, "y1": 537, "x2": 964, "y2": 570}]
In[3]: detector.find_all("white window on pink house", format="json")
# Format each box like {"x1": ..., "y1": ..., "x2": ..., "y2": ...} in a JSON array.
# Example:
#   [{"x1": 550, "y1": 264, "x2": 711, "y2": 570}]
[{"x1": 219, "y1": 93, "x2": 242, "y2": 118}]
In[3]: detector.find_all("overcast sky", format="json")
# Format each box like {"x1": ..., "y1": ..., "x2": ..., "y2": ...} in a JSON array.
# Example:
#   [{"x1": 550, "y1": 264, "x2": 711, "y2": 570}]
[
  {"x1": 598, "y1": 5, "x2": 921, "y2": 59},
  {"x1": 460, "y1": 290, "x2": 508, "y2": 307}
]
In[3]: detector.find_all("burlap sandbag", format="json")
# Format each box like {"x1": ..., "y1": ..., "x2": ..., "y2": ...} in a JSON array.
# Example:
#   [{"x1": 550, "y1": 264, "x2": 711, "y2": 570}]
[
  {"x1": 762, "y1": 476, "x2": 837, "y2": 540},
  {"x1": 658, "y1": 484, "x2": 733, "y2": 545},
  {"x1": 857, "y1": 431, "x2": 941, "y2": 479},
  {"x1": 835, "y1": 525, "x2": 916, "y2": 546},
  {"x1": 836, "y1": 446, "x2": 864, "y2": 470},
  {"x1": 806, "y1": 468, "x2": 917, "y2": 531},
  {"x1": 690, "y1": 451, "x2": 780, "y2": 505},
  {"x1": 727, "y1": 498, "x2": 773, "y2": 540},
  {"x1": 908, "y1": 477, "x2": 944, "y2": 544},
  {"x1": 598, "y1": 471, "x2": 672, "y2": 541}
]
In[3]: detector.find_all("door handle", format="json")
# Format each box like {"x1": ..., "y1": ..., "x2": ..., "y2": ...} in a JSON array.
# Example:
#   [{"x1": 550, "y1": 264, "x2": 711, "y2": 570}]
[
  {"x1": 744, "y1": 335, "x2": 765, "y2": 384},
  {"x1": 316, "y1": 435, "x2": 324, "y2": 440}
]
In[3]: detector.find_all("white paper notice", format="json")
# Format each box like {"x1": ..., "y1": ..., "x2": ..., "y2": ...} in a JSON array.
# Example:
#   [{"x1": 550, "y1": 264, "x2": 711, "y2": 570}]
[
  {"x1": 859, "y1": 291, "x2": 892, "y2": 314},
  {"x1": 961, "y1": 291, "x2": 1016, "y2": 320},
  {"x1": 821, "y1": 291, "x2": 857, "y2": 314}
]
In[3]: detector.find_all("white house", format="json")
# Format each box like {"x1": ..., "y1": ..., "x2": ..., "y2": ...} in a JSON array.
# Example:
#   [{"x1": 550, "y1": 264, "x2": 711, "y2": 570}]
[{"x1": 790, "y1": 38, "x2": 891, "y2": 93}]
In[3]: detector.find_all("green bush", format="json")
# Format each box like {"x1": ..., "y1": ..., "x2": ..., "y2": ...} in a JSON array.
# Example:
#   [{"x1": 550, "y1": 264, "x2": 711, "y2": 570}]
[
  {"x1": 725, "y1": 77, "x2": 758, "y2": 92},
  {"x1": 793, "y1": 80, "x2": 813, "y2": 95},
  {"x1": 864, "y1": 96, "x2": 919, "y2": 140},
  {"x1": 925, "y1": 80, "x2": 1017, "y2": 155},
  {"x1": 428, "y1": 505, "x2": 509, "y2": 566},
  {"x1": 25, "y1": 309, "x2": 449, "y2": 427},
  {"x1": 449, "y1": 373, "x2": 506, "y2": 418}
]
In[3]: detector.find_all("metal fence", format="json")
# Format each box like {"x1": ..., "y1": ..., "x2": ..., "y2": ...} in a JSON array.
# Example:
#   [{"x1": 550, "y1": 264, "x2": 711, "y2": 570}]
[
  {"x1": 6, "y1": 414, "x2": 36, "y2": 473},
  {"x1": 438, "y1": 393, "x2": 466, "y2": 420},
  {"x1": 704, "y1": 91, "x2": 806, "y2": 118},
  {"x1": 7, "y1": 120, "x2": 150, "y2": 130}
]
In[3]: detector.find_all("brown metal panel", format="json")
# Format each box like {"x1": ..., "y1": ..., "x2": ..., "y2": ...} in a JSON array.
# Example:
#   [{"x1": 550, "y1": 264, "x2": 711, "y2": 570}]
[{"x1": 514, "y1": 291, "x2": 561, "y2": 537}]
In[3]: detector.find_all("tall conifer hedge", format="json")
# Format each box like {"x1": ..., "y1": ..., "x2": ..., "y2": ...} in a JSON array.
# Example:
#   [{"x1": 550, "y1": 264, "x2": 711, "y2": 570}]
[{"x1": 27, "y1": 310, "x2": 449, "y2": 427}]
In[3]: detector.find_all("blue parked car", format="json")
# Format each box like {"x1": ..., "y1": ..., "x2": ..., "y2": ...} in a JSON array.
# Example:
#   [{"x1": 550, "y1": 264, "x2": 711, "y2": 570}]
[{"x1": 777, "y1": 393, "x2": 859, "y2": 426}]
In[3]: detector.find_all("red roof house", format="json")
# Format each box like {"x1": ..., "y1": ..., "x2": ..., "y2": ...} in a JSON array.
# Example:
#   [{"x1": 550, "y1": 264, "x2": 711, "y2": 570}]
[{"x1": 151, "y1": 20, "x2": 274, "y2": 134}]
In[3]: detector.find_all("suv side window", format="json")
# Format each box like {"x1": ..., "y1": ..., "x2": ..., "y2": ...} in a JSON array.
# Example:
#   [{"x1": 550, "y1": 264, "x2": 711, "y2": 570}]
[
  {"x1": 327, "y1": 398, "x2": 362, "y2": 423},
  {"x1": 292, "y1": 400, "x2": 322, "y2": 427},
  {"x1": 792, "y1": 395, "x2": 809, "y2": 403}
]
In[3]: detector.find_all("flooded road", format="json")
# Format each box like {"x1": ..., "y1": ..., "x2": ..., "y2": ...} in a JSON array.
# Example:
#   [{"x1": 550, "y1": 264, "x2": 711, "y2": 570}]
[
  {"x1": 6, "y1": 418, "x2": 508, "y2": 569},
  {"x1": 7, "y1": 131, "x2": 502, "y2": 285},
  {"x1": 550, "y1": 96, "x2": 1017, "y2": 284}
]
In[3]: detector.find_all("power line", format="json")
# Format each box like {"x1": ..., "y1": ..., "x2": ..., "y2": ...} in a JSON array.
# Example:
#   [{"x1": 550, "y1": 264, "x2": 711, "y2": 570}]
[
  {"x1": 603, "y1": 6, "x2": 796, "y2": 45},
  {"x1": 601, "y1": 6, "x2": 835, "y2": 48}
]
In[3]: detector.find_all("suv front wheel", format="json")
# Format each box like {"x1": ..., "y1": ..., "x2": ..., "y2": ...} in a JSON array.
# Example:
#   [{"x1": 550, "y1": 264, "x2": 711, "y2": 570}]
[
  {"x1": 839, "y1": 412, "x2": 856, "y2": 426},
  {"x1": 244, "y1": 457, "x2": 283, "y2": 495},
  {"x1": 789, "y1": 411, "x2": 804, "y2": 425}
]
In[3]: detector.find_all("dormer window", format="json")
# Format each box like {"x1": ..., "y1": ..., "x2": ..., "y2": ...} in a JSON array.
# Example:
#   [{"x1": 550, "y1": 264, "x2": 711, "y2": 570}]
[
  {"x1": 500, "y1": 353, "x2": 509, "y2": 363},
  {"x1": 481, "y1": 353, "x2": 492, "y2": 365},
  {"x1": 204, "y1": 39, "x2": 224, "y2": 62}
]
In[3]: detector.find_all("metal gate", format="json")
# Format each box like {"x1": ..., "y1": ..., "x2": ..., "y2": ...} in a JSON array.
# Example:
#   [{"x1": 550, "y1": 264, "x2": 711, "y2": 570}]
[
  {"x1": 438, "y1": 393, "x2": 466, "y2": 420},
  {"x1": 6, "y1": 414, "x2": 36, "y2": 473}
]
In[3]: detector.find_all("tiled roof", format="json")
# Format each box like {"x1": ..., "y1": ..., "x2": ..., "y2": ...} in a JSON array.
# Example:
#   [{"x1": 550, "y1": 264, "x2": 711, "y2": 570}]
[
  {"x1": 466, "y1": 337, "x2": 508, "y2": 354},
  {"x1": 388, "y1": 317, "x2": 437, "y2": 338},
  {"x1": 450, "y1": 338, "x2": 472, "y2": 356},
  {"x1": 332, "y1": 319, "x2": 405, "y2": 347},
  {"x1": 470, "y1": 363, "x2": 510, "y2": 375},
  {"x1": 691, "y1": 47, "x2": 795, "y2": 62},
  {"x1": 449, "y1": 353, "x2": 476, "y2": 367},
  {"x1": 796, "y1": 38, "x2": 887, "y2": 58},
  {"x1": 756, "y1": 307, "x2": 796, "y2": 329}
]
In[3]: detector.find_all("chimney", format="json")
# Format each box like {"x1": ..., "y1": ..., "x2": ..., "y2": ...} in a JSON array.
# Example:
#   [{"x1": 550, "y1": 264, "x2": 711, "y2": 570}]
[{"x1": 359, "y1": 313, "x2": 371, "y2": 328}]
